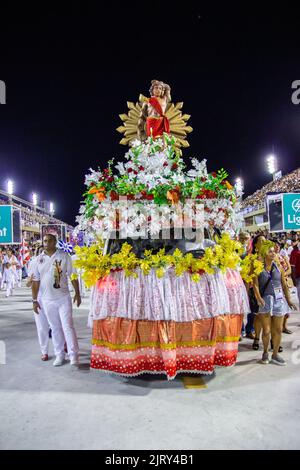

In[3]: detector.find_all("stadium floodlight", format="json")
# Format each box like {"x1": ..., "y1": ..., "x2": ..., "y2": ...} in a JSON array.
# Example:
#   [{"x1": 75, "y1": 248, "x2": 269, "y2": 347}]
[
  {"x1": 32, "y1": 193, "x2": 38, "y2": 206},
  {"x1": 266, "y1": 154, "x2": 277, "y2": 175},
  {"x1": 7, "y1": 179, "x2": 14, "y2": 195},
  {"x1": 235, "y1": 177, "x2": 244, "y2": 195},
  {"x1": 49, "y1": 202, "x2": 55, "y2": 214}
]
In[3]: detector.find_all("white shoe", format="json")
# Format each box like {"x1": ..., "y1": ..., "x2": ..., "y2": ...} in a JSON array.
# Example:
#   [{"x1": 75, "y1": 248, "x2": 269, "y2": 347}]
[
  {"x1": 70, "y1": 357, "x2": 79, "y2": 366},
  {"x1": 53, "y1": 357, "x2": 65, "y2": 367}
]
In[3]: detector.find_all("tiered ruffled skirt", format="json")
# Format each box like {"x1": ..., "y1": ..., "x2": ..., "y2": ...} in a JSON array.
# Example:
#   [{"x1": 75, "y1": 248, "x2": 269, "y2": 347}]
[{"x1": 90, "y1": 268, "x2": 249, "y2": 379}]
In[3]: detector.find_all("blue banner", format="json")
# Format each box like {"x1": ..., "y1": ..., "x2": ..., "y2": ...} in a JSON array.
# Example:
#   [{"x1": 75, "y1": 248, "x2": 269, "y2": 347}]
[
  {"x1": 0, "y1": 206, "x2": 13, "y2": 244},
  {"x1": 283, "y1": 193, "x2": 300, "y2": 231}
]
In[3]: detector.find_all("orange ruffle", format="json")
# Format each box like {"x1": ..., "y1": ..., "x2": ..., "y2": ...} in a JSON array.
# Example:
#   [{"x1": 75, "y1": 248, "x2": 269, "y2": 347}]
[{"x1": 92, "y1": 314, "x2": 243, "y2": 350}]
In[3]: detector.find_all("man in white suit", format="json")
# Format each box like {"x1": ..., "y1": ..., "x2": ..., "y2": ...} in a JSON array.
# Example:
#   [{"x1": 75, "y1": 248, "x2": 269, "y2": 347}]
[{"x1": 31, "y1": 234, "x2": 81, "y2": 366}]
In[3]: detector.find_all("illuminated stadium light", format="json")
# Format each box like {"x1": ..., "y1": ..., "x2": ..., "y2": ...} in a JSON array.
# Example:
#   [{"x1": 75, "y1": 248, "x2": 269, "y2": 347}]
[
  {"x1": 266, "y1": 154, "x2": 277, "y2": 175},
  {"x1": 49, "y1": 202, "x2": 55, "y2": 214},
  {"x1": 32, "y1": 193, "x2": 38, "y2": 206},
  {"x1": 7, "y1": 179, "x2": 14, "y2": 195}
]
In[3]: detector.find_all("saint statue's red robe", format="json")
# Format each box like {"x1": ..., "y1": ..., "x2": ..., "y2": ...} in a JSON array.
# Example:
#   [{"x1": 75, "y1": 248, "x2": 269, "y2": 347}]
[{"x1": 146, "y1": 97, "x2": 170, "y2": 138}]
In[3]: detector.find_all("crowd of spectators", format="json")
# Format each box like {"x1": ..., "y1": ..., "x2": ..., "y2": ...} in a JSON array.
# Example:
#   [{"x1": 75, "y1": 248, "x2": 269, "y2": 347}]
[{"x1": 241, "y1": 167, "x2": 300, "y2": 210}]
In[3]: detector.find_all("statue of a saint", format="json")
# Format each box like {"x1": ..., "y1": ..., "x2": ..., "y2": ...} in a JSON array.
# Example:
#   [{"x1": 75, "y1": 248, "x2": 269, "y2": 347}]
[
  {"x1": 137, "y1": 80, "x2": 171, "y2": 141},
  {"x1": 117, "y1": 80, "x2": 192, "y2": 148}
]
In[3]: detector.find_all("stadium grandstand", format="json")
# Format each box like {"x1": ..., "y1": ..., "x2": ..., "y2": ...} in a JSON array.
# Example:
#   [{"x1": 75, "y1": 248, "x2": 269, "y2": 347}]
[
  {"x1": 0, "y1": 189, "x2": 73, "y2": 242},
  {"x1": 240, "y1": 167, "x2": 300, "y2": 232}
]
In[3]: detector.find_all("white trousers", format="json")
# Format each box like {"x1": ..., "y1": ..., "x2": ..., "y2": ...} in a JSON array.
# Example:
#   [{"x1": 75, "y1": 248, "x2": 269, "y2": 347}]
[
  {"x1": 33, "y1": 302, "x2": 50, "y2": 355},
  {"x1": 11, "y1": 269, "x2": 18, "y2": 288},
  {"x1": 6, "y1": 281, "x2": 13, "y2": 297},
  {"x1": 2, "y1": 272, "x2": 14, "y2": 296},
  {"x1": 17, "y1": 269, "x2": 22, "y2": 287},
  {"x1": 42, "y1": 295, "x2": 79, "y2": 360}
]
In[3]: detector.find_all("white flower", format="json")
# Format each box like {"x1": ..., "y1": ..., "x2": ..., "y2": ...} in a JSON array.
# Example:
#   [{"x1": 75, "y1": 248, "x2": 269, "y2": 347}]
[
  {"x1": 171, "y1": 173, "x2": 186, "y2": 184},
  {"x1": 130, "y1": 139, "x2": 142, "y2": 148},
  {"x1": 78, "y1": 205, "x2": 86, "y2": 214},
  {"x1": 187, "y1": 169, "x2": 198, "y2": 179},
  {"x1": 84, "y1": 168, "x2": 102, "y2": 186},
  {"x1": 188, "y1": 158, "x2": 208, "y2": 180},
  {"x1": 115, "y1": 161, "x2": 126, "y2": 175}
]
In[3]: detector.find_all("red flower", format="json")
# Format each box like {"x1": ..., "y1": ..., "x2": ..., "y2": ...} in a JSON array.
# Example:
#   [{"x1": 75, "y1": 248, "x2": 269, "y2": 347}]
[
  {"x1": 110, "y1": 191, "x2": 119, "y2": 201},
  {"x1": 211, "y1": 172, "x2": 217, "y2": 178},
  {"x1": 141, "y1": 191, "x2": 154, "y2": 201},
  {"x1": 139, "y1": 166, "x2": 145, "y2": 171},
  {"x1": 127, "y1": 168, "x2": 133, "y2": 173},
  {"x1": 133, "y1": 170, "x2": 138, "y2": 175},
  {"x1": 106, "y1": 176, "x2": 114, "y2": 183},
  {"x1": 196, "y1": 189, "x2": 217, "y2": 199},
  {"x1": 201, "y1": 177, "x2": 206, "y2": 182},
  {"x1": 206, "y1": 190, "x2": 216, "y2": 198},
  {"x1": 171, "y1": 162, "x2": 178, "y2": 170},
  {"x1": 127, "y1": 194, "x2": 135, "y2": 200},
  {"x1": 163, "y1": 162, "x2": 168, "y2": 167}
]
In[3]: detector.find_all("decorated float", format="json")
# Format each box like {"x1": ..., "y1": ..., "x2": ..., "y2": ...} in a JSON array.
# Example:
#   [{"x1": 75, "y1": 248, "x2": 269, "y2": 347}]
[{"x1": 74, "y1": 80, "x2": 262, "y2": 379}]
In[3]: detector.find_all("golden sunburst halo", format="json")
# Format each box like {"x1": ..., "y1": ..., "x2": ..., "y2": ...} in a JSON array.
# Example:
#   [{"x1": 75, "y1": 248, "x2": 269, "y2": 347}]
[{"x1": 116, "y1": 94, "x2": 193, "y2": 148}]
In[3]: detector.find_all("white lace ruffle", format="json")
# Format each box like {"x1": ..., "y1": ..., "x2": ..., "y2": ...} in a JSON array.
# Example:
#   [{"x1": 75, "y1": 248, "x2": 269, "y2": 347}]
[
  {"x1": 90, "y1": 367, "x2": 214, "y2": 381},
  {"x1": 90, "y1": 268, "x2": 250, "y2": 322}
]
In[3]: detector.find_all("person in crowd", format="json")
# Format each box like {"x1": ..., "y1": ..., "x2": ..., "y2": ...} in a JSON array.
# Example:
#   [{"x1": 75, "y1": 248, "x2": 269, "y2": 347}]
[
  {"x1": 290, "y1": 239, "x2": 299, "y2": 269},
  {"x1": 31, "y1": 234, "x2": 81, "y2": 366},
  {"x1": 279, "y1": 240, "x2": 286, "y2": 257},
  {"x1": 284, "y1": 239, "x2": 294, "y2": 258},
  {"x1": 0, "y1": 249, "x2": 5, "y2": 288},
  {"x1": 290, "y1": 239, "x2": 300, "y2": 306},
  {"x1": 253, "y1": 241, "x2": 297, "y2": 365},
  {"x1": 10, "y1": 249, "x2": 20, "y2": 288},
  {"x1": 1, "y1": 249, "x2": 18, "y2": 297},
  {"x1": 16, "y1": 249, "x2": 23, "y2": 287},
  {"x1": 239, "y1": 232, "x2": 255, "y2": 339},
  {"x1": 26, "y1": 245, "x2": 52, "y2": 361},
  {"x1": 251, "y1": 234, "x2": 266, "y2": 350},
  {"x1": 273, "y1": 239, "x2": 293, "y2": 335}
]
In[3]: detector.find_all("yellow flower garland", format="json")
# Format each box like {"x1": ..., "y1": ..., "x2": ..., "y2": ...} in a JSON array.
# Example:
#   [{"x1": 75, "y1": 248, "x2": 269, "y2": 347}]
[{"x1": 73, "y1": 232, "x2": 264, "y2": 288}]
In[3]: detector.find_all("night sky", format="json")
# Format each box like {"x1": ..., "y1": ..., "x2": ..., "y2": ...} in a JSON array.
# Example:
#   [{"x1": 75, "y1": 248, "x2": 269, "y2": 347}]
[{"x1": 0, "y1": 2, "x2": 300, "y2": 225}]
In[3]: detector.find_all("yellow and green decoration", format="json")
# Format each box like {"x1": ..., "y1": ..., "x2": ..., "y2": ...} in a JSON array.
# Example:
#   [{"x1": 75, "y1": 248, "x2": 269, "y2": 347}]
[{"x1": 73, "y1": 232, "x2": 263, "y2": 288}]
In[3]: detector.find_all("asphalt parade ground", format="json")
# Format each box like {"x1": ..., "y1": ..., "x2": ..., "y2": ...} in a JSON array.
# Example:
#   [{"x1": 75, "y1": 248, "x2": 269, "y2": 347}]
[{"x1": 1, "y1": 284, "x2": 300, "y2": 450}]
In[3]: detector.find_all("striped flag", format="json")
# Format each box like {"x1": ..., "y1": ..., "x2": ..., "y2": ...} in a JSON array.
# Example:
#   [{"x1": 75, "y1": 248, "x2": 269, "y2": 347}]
[{"x1": 20, "y1": 239, "x2": 30, "y2": 266}]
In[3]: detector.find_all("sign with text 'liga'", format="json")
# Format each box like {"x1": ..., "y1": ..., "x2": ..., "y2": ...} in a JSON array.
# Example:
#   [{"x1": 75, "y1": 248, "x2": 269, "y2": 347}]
[
  {"x1": 283, "y1": 193, "x2": 300, "y2": 230},
  {"x1": 0, "y1": 206, "x2": 13, "y2": 243}
]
